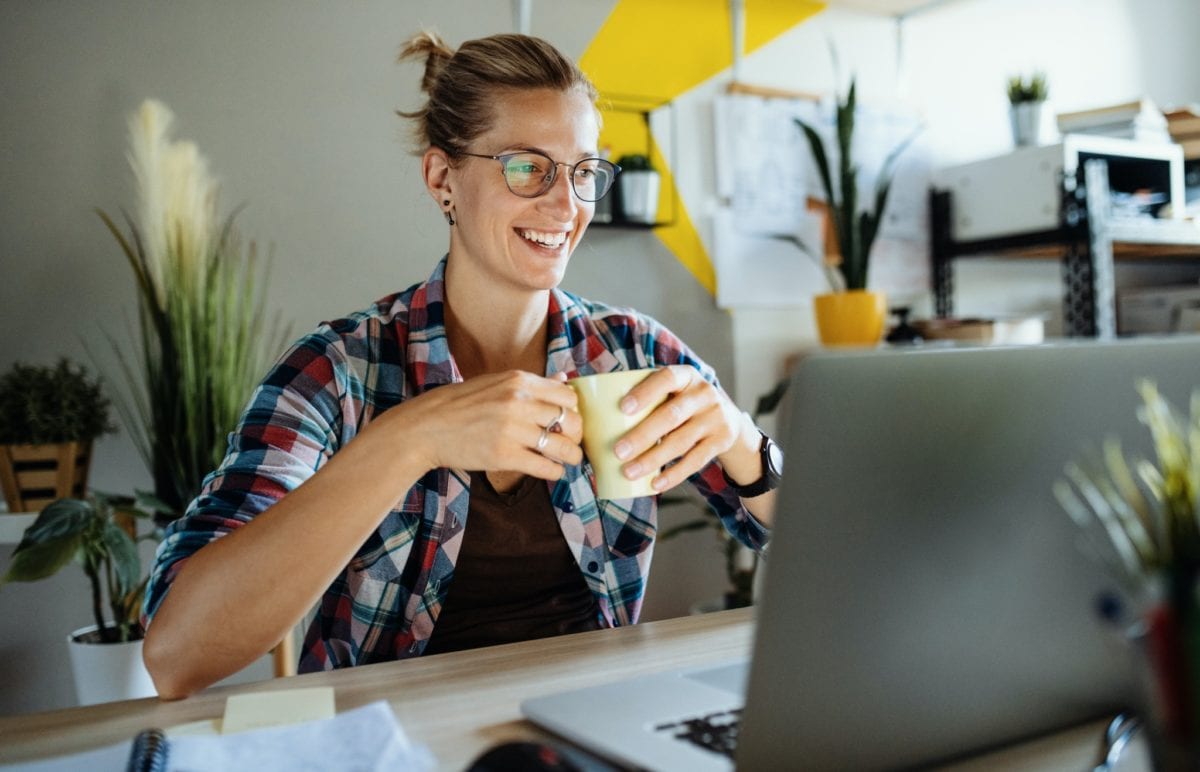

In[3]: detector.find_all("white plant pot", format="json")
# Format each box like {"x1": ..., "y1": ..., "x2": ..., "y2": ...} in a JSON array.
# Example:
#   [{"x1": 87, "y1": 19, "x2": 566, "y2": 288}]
[
  {"x1": 1009, "y1": 101, "x2": 1044, "y2": 147},
  {"x1": 67, "y1": 624, "x2": 156, "y2": 706},
  {"x1": 619, "y1": 170, "x2": 660, "y2": 225}
]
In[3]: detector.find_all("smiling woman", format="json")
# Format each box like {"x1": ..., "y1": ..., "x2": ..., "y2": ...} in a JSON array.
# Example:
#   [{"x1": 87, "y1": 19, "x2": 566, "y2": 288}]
[{"x1": 139, "y1": 30, "x2": 779, "y2": 700}]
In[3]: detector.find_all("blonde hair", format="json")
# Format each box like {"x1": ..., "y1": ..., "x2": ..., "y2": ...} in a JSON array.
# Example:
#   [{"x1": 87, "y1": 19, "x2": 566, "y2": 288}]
[{"x1": 397, "y1": 31, "x2": 599, "y2": 159}]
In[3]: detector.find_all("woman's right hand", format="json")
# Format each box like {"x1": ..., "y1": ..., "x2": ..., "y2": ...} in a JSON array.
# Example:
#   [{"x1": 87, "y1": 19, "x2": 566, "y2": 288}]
[{"x1": 390, "y1": 370, "x2": 583, "y2": 480}]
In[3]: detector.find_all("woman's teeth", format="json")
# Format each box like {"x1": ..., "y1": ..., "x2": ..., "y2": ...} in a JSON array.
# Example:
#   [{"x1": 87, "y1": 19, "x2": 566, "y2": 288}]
[{"x1": 521, "y1": 229, "x2": 567, "y2": 247}]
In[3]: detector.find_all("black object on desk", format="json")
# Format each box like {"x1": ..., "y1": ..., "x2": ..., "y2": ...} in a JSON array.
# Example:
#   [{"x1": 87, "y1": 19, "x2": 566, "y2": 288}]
[
  {"x1": 465, "y1": 739, "x2": 619, "y2": 772},
  {"x1": 126, "y1": 728, "x2": 169, "y2": 772},
  {"x1": 885, "y1": 306, "x2": 923, "y2": 344}
]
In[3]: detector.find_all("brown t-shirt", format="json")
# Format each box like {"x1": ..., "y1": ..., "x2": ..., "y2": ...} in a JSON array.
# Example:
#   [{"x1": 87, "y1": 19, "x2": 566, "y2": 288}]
[{"x1": 422, "y1": 472, "x2": 603, "y2": 655}]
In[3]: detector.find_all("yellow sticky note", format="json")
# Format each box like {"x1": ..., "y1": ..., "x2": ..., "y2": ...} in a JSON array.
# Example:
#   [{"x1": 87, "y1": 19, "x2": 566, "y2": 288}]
[{"x1": 221, "y1": 687, "x2": 336, "y2": 735}]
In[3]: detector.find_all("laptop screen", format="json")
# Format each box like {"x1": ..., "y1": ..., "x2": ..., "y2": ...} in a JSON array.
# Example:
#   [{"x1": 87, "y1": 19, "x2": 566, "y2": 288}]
[{"x1": 737, "y1": 337, "x2": 1198, "y2": 770}]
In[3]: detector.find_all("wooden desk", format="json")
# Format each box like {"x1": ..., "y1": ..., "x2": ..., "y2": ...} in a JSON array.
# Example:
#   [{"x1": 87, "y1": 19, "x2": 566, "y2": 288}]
[{"x1": 0, "y1": 608, "x2": 1109, "y2": 770}]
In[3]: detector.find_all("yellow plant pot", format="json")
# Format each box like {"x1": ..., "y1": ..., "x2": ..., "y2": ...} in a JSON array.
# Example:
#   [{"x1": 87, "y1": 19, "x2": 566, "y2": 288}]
[{"x1": 813, "y1": 291, "x2": 887, "y2": 347}]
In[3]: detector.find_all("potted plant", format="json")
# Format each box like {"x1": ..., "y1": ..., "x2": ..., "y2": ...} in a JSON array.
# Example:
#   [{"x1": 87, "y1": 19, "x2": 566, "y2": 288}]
[
  {"x1": 1007, "y1": 71, "x2": 1048, "y2": 147},
  {"x1": 97, "y1": 99, "x2": 288, "y2": 520},
  {"x1": 0, "y1": 359, "x2": 115, "y2": 513},
  {"x1": 615, "y1": 153, "x2": 660, "y2": 225},
  {"x1": 657, "y1": 384, "x2": 788, "y2": 611},
  {"x1": 0, "y1": 492, "x2": 166, "y2": 704},
  {"x1": 1054, "y1": 380, "x2": 1199, "y2": 767},
  {"x1": 660, "y1": 505, "x2": 758, "y2": 611},
  {"x1": 794, "y1": 77, "x2": 917, "y2": 346}
]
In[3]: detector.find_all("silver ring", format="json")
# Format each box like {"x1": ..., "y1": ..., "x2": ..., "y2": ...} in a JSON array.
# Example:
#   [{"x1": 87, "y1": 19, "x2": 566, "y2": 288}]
[
  {"x1": 536, "y1": 426, "x2": 551, "y2": 452},
  {"x1": 546, "y1": 404, "x2": 567, "y2": 433}
]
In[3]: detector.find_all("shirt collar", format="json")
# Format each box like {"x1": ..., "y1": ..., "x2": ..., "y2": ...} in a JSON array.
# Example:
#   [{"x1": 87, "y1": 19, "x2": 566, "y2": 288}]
[{"x1": 405, "y1": 255, "x2": 622, "y2": 392}]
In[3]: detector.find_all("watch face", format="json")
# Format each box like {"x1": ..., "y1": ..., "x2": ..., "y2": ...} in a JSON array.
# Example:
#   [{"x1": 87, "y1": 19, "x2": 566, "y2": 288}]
[{"x1": 765, "y1": 439, "x2": 784, "y2": 476}]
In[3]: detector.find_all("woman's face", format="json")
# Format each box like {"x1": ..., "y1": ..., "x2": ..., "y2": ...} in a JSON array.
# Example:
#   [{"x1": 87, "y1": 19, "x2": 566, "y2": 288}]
[{"x1": 447, "y1": 87, "x2": 599, "y2": 295}]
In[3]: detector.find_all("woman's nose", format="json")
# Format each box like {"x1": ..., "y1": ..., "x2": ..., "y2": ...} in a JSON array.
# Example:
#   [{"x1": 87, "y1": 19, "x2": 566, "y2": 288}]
[{"x1": 539, "y1": 165, "x2": 578, "y2": 214}]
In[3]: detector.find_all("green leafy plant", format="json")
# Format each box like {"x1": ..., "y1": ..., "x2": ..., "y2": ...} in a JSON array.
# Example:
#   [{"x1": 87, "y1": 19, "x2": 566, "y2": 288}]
[
  {"x1": 96, "y1": 99, "x2": 288, "y2": 517},
  {"x1": 794, "y1": 78, "x2": 918, "y2": 292},
  {"x1": 0, "y1": 492, "x2": 168, "y2": 642},
  {"x1": 1055, "y1": 380, "x2": 1199, "y2": 590},
  {"x1": 1055, "y1": 380, "x2": 1200, "y2": 754},
  {"x1": 660, "y1": 502, "x2": 757, "y2": 609},
  {"x1": 1007, "y1": 72, "x2": 1049, "y2": 105},
  {"x1": 0, "y1": 359, "x2": 116, "y2": 445},
  {"x1": 658, "y1": 387, "x2": 788, "y2": 609},
  {"x1": 615, "y1": 153, "x2": 653, "y2": 172}
]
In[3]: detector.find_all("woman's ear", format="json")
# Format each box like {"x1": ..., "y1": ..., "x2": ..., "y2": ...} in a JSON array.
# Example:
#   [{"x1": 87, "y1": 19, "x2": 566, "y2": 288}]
[{"x1": 422, "y1": 146, "x2": 453, "y2": 206}]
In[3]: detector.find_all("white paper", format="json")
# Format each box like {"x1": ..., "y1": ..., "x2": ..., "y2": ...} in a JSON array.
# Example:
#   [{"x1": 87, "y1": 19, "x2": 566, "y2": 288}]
[
  {"x1": 169, "y1": 701, "x2": 434, "y2": 772},
  {"x1": 711, "y1": 91, "x2": 934, "y2": 307},
  {"x1": 713, "y1": 92, "x2": 824, "y2": 238},
  {"x1": 712, "y1": 207, "x2": 831, "y2": 308},
  {"x1": 1, "y1": 701, "x2": 435, "y2": 772}
]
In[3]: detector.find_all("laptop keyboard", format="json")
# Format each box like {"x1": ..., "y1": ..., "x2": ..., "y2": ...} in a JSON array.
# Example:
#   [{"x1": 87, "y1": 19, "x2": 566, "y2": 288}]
[{"x1": 653, "y1": 708, "x2": 742, "y2": 759}]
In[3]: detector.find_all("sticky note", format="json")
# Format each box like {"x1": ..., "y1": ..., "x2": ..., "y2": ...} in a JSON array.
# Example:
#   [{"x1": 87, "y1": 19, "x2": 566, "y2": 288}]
[{"x1": 221, "y1": 686, "x2": 336, "y2": 735}]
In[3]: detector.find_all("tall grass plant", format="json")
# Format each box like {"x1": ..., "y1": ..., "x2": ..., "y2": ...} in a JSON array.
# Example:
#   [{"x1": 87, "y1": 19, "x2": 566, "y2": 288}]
[{"x1": 97, "y1": 100, "x2": 288, "y2": 516}]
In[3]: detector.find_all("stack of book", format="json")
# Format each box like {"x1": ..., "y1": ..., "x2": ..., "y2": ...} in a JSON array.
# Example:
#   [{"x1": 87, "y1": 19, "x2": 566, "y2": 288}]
[
  {"x1": 1055, "y1": 97, "x2": 1171, "y2": 144},
  {"x1": 1163, "y1": 105, "x2": 1200, "y2": 160}
]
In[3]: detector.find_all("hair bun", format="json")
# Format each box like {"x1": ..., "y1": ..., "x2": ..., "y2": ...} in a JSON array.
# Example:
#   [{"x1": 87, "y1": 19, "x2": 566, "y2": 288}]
[{"x1": 397, "y1": 30, "x2": 454, "y2": 94}]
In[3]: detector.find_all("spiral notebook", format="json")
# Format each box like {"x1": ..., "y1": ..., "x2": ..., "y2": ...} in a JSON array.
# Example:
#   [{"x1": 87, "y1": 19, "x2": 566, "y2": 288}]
[{"x1": 3, "y1": 698, "x2": 431, "y2": 772}]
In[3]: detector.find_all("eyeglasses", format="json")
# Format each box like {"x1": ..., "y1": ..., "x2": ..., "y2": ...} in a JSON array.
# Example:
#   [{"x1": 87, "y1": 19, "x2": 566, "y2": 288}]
[{"x1": 459, "y1": 150, "x2": 620, "y2": 202}]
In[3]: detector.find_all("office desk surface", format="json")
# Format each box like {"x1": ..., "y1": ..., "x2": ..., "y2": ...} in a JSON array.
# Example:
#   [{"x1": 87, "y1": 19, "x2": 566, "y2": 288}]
[{"x1": 0, "y1": 608, "x2": 1107, "y2": 770}]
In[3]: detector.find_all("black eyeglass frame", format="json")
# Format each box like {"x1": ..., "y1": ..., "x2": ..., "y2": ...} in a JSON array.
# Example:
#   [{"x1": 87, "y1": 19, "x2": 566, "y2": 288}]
[{"x1": 458, "y1": 150, "x2": 621, "y2": 202}]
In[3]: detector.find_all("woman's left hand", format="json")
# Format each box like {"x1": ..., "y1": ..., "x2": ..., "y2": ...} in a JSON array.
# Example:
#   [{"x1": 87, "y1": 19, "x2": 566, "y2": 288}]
[{"x1": 612, "y1": 365, "x2": 759, "y2": 493}]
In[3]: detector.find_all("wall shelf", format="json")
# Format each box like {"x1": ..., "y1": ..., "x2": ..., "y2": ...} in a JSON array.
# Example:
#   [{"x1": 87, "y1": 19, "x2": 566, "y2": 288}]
[
  {"x1": 931, "y1": 158, "x2": 1200, "y2": 338},
  {"x1": 594, "y1": 93, "x2": 679, "y2": 229}
]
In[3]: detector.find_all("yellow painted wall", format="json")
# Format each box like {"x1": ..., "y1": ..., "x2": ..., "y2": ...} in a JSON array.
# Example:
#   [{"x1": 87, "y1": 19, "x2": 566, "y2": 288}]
[{"x1": 581, "y1": 0, "x2": 825, "y2": 293}]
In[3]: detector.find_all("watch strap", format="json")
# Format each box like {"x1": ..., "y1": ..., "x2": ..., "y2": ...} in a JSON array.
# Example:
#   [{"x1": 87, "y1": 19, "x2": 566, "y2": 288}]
[{"x1": 722, "y1": 431, "x2": 779, "y2": 498}]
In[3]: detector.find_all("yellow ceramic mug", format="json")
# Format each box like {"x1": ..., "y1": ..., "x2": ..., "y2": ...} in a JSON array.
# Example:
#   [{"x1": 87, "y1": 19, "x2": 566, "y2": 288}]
[{"x1": 568, "y1": 369, "x2": 665, "y2": 499}]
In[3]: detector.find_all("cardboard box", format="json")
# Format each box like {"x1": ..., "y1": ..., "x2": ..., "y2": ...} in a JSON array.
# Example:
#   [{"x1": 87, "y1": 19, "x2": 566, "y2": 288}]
[
  {"x1": 1117, "y1": 284, "x2": 1200, "y2": 334},
  {"x1": 913, "y1": 316, "x2": 1045, "y2": 345}
]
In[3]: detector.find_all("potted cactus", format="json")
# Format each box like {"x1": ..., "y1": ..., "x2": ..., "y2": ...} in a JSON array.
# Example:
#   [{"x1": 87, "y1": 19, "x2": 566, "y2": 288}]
[{"x1": 0, "y1": 359, "x2": 115, "y2": 513}]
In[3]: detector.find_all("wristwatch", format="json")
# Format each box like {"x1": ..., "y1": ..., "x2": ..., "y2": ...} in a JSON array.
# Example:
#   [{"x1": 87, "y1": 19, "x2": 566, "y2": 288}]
[{"x1": 722, "y1": 431, "x2": 783, "y2": 498}]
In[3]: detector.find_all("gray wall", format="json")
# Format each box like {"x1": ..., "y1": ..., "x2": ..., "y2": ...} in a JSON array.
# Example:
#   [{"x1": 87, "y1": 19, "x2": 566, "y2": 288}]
[
  {"x1": 0, "y1": 0, "x2": 731, "y2": 716},
  {"x1": 3, "y1": 0, "x2": 1200, "y2": 717}
]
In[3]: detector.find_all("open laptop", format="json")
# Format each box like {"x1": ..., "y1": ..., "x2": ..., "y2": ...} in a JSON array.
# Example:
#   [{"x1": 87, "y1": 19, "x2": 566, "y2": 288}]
[{"x1": 522, "y1": 336, "x2": 1200, "y2": 770}]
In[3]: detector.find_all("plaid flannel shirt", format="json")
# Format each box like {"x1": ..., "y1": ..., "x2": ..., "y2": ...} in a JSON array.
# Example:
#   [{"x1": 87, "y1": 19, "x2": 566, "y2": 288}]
[{"x1": 144, "y1": 256, "x2": 770, "y2": 672}]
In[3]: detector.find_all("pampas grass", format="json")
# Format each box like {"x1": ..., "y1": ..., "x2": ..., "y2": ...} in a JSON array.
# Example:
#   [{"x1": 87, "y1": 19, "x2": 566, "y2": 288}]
[{"x1": 98, "y1": 99, "x2": 288, "y2": 515}]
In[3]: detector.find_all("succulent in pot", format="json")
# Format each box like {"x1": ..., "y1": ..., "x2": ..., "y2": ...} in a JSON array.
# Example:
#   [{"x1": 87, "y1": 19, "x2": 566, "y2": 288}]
[
  {"x1": 614, "y1": 153, "x2": 660, "y2": 225},
  {"x1": 0, "y1": 359, "x2": 115, "y2": 512}
]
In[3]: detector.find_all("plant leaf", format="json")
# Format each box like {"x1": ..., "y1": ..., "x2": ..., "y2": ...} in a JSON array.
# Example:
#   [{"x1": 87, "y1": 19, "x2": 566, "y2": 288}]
[
  {"x1": 864, "y1": 125, "x2": 921, "y2": 257},
  {"x1": 1065, "y1": 462, "x2": 1144, "y2": 576},
  {"x1": 0, "y1": 533, "x2": 84, "y2": 584},
  {"x1": 795, "y1": 118, "x2": 835, "y2": 212},
  {"x1": 13, "y1": 498, "x2": 92, "y2": 553},
  {"x1": 134, "y1": 489, "x2": 176, "y2": 515},
  {"x1": 101, "y1": 521, "x2": 140, "y2": 597}
]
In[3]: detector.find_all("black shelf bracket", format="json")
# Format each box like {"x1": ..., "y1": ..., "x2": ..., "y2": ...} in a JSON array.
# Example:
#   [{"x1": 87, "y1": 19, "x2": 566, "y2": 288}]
[
  {"x1": 929, "y1": 154, "x2": 1152, "y2": 338},
  {"x1": 930, "y1": 189, "x2": 954, "y2": 318}
]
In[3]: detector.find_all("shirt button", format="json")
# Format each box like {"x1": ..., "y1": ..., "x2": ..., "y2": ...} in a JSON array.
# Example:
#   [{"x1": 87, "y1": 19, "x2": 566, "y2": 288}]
[
  {"x1": 587, "y1": 560, "x2": 599, "y2": 573},
  {"x1": 561, "y1": 501, "x2": 574, "y2": 513}
]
